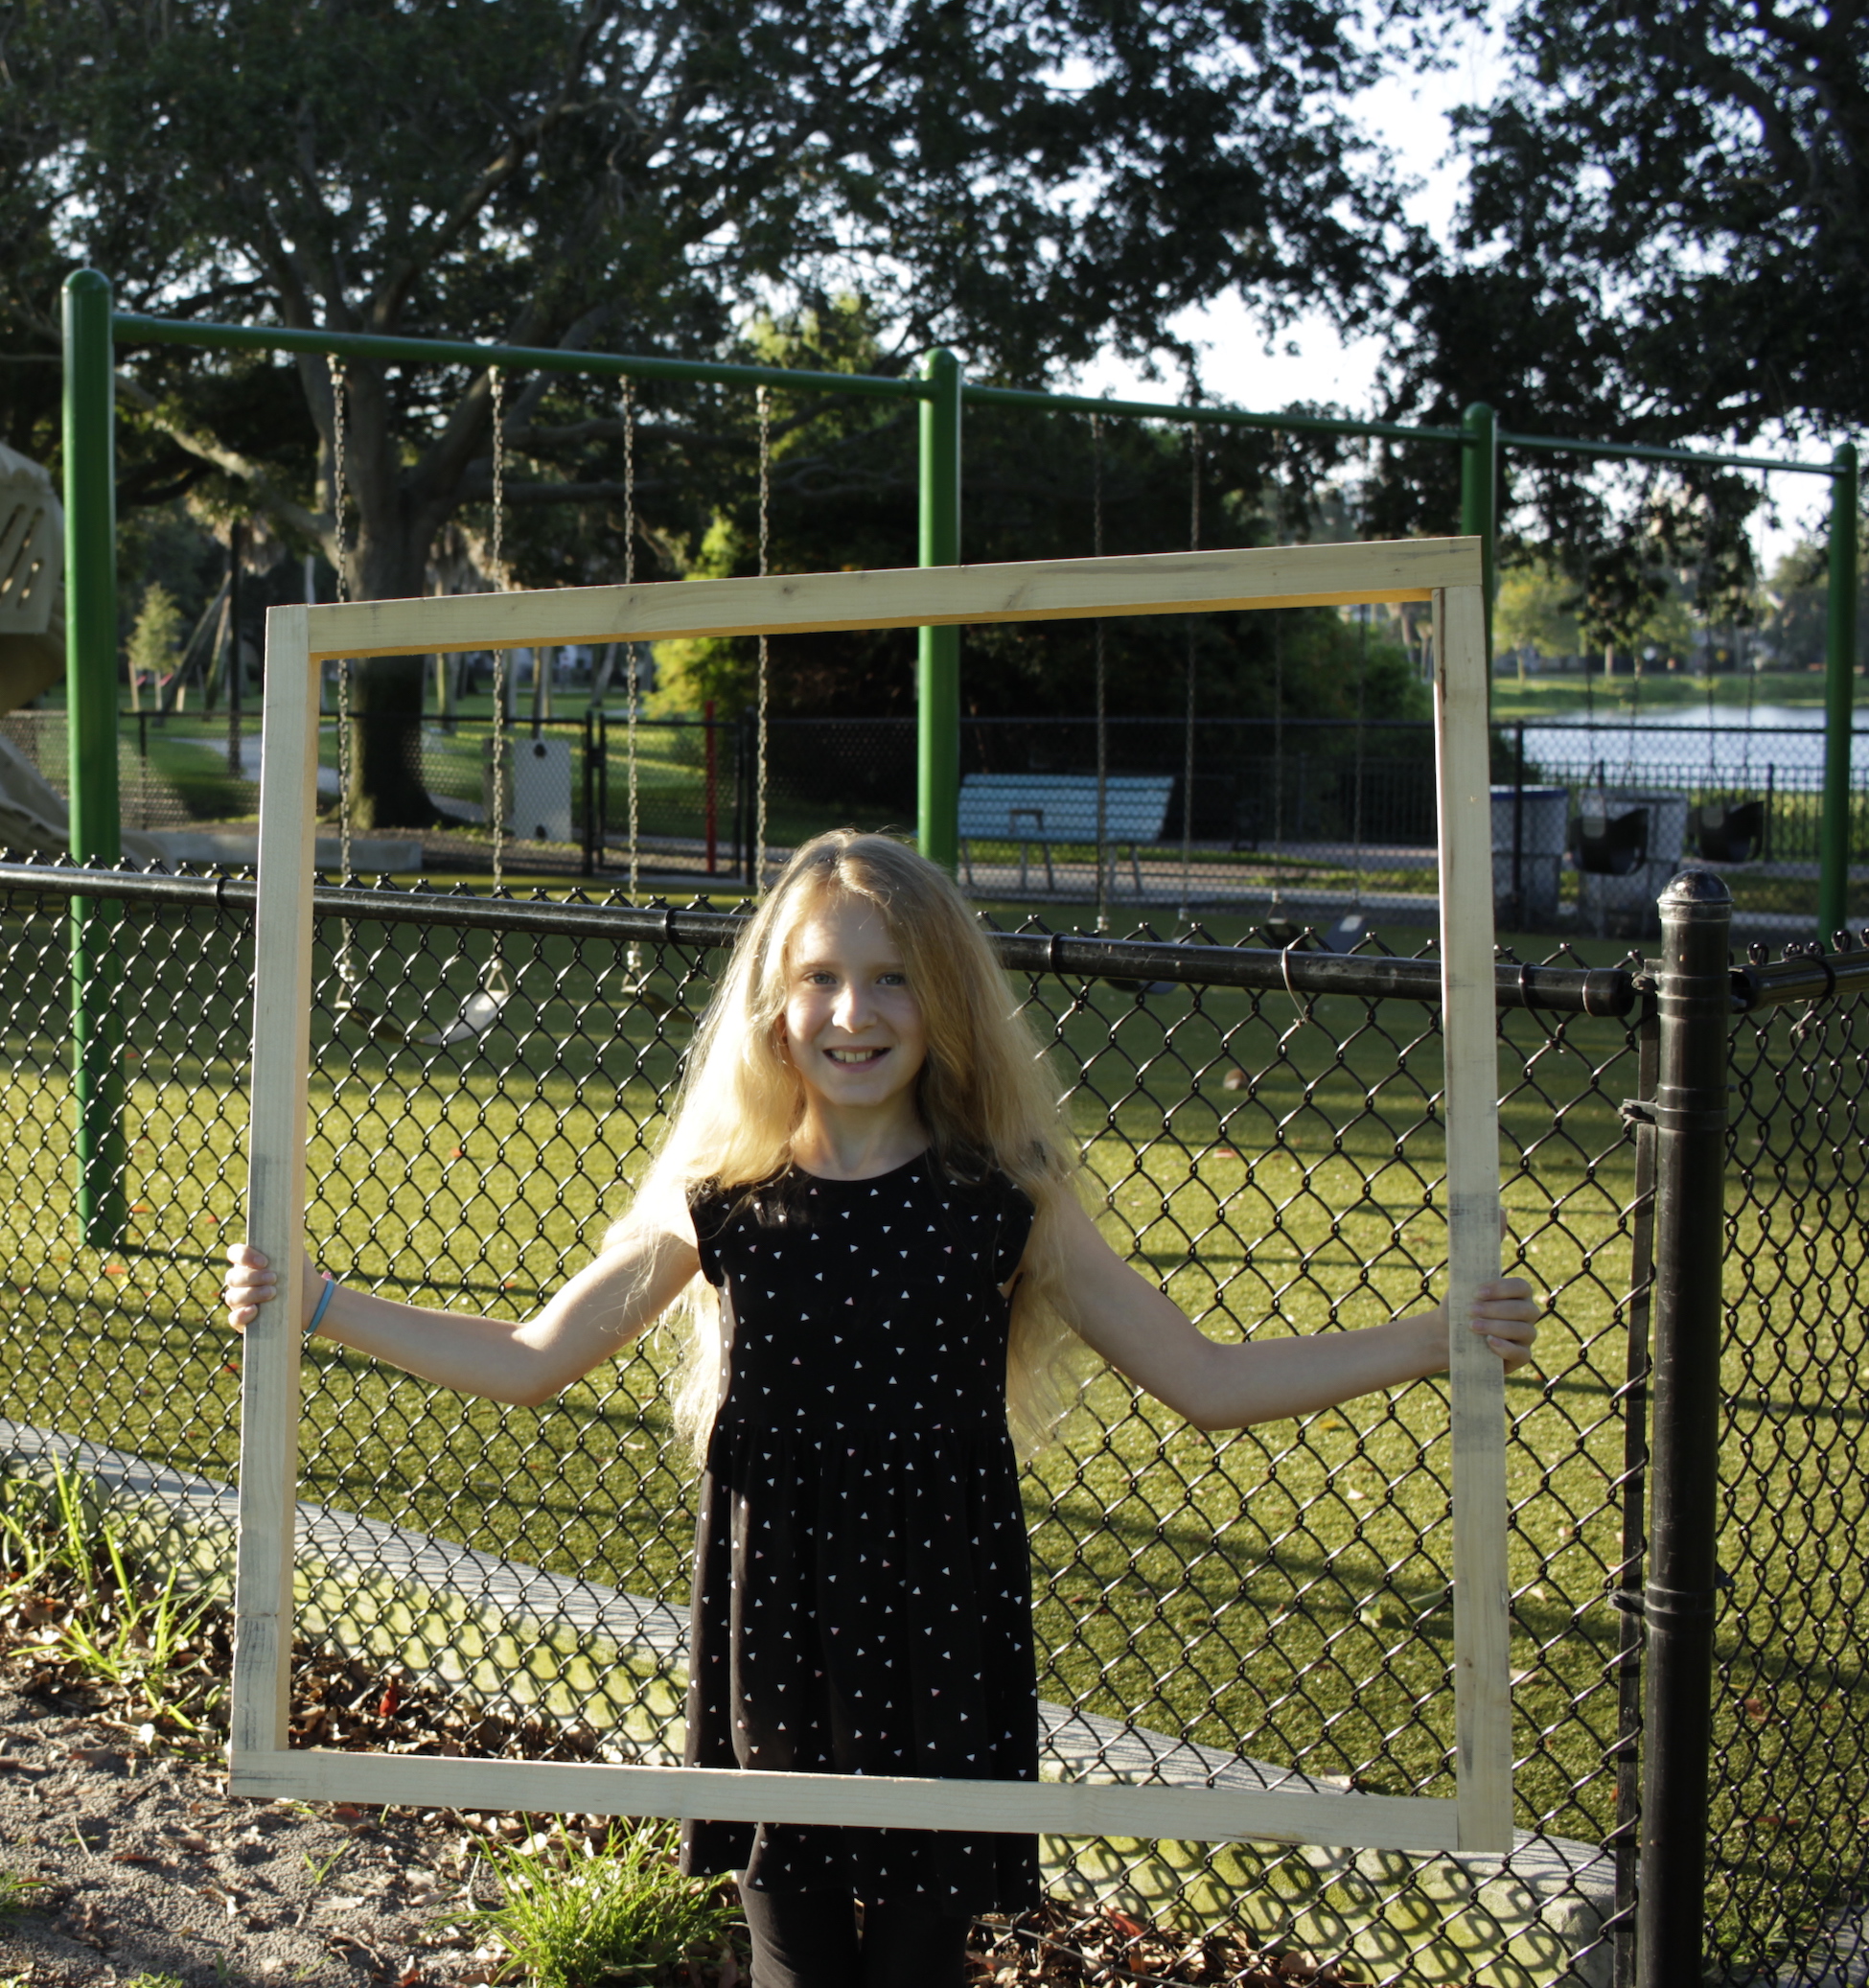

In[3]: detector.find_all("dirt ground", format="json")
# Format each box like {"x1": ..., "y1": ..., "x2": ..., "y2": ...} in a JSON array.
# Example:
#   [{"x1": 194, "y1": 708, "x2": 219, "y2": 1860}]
[
  {"x1": 0, "y1": 1678, "x2": 580, "y2": 1988},
  {"x1": 0, "y1": 1630, "x2": 1378, "y2": 1988}
]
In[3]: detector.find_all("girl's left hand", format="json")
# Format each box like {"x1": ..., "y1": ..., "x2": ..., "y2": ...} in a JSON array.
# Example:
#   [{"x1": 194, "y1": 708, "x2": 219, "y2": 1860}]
[{"x1": 1462, "y1": 1279, "x2": 1541, "y2": 1372}]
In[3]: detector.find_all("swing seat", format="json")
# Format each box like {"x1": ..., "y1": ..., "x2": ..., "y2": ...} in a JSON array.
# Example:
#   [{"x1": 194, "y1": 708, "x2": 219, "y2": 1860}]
[
  {"x1": 337, "y1": 965, "x2": 512, "y2": 1048},
  {"x1": 1570, "y1": 801, "x2": 1649, "y2": 878},
  {"x1": 1694, "y1": 799, "x2": 1765, "y2": 865}
]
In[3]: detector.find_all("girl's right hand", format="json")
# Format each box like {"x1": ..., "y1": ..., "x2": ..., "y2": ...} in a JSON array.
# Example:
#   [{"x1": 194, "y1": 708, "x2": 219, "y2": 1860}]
[{"x1": 223, "y1": 1243, "x2": 321, "y2": 1334}]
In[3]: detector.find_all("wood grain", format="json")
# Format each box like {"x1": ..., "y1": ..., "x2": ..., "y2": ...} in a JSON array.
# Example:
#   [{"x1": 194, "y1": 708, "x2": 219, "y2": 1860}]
[
  {"x1": 226, "y1": 1750, "x2": 1463, "y2": 1854},
  {"x1": 229, "y1": 603, "x2": 317, "y2": 1761},
  {"x1": 303, "y1": 540, "x2": 1484, "y2": 659},
  {"x1": 1433, "y1": 582, "x2": 1514, "y2": 1853}
]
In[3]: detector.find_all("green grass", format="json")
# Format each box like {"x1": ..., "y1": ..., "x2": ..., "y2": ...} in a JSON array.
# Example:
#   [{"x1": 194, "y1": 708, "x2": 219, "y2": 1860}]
[
  {"x1": 456, "y1": 1820, "x2": 734, "y2": 1987},
  {"x1": 1489, "y1": 665, "x2": 1835, "y2": 722},
  {"x1": 0, "y1": 900, "x2": 1860, "y2": 1964}
]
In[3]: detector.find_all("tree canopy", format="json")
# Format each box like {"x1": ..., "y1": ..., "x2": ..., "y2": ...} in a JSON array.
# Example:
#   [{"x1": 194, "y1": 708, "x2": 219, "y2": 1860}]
[
  {"x1": 1389, "y1": 0, "x2": 1869, "y2": 446},
  {"x1": 1, "y1": 0, "x2": 1444, "y2": 818},
  {"x1": 1367, "y1": 0, "x2": 1864, "y2": 640}
]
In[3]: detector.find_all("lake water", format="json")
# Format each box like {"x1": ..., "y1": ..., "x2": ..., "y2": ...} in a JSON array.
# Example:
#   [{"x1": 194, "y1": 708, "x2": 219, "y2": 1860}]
[{"x1": 1515, "y1": 704, "x2": 1863, "y2": 783}]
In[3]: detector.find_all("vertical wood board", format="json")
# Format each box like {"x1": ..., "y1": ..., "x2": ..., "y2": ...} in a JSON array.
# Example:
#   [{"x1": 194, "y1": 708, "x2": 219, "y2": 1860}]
[
  {"x1": 230, "y1": 603, "x2": 317, "y2": 1760},
  {"x1": 1433, "y1": 583, "x2": 1514, "y2": 1852}
]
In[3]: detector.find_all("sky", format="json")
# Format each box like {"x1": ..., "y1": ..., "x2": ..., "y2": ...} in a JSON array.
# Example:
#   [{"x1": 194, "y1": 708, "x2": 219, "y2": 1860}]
[{"x1": 1067, "y1": 25, "x2": 1838, "y2": 572}]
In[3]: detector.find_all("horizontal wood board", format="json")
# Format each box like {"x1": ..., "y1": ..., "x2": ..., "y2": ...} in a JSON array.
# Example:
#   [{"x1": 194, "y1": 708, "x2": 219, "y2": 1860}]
[
  {"x1": 227, "y1": 1750, "x2": 1461, "y2": 1853},
  {"x1": 303, "y1": 539, "x2": 1483, "y2": 659}
]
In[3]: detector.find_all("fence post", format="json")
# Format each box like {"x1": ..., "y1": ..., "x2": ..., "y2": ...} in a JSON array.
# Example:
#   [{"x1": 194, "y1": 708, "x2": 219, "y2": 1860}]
[
  {"x1": 1637, "y1": 867, "x2": 1733, "y2": 1987},
  {"x1": 917, "y1": 348, "x2": 962, "y2": 874},
  {"x1": 61, "y1": 266, "x2": 128, "y2": 1250},
  {"x1": 1460, "y1": 402, "x2": 1498, "y2": 677},
  {"x1": 1610, "y1": 968, "x2": 1660, "y2": 1988},
  {"x1": 1818, "y1": 443, "x2": 1858, "y2": 941}
]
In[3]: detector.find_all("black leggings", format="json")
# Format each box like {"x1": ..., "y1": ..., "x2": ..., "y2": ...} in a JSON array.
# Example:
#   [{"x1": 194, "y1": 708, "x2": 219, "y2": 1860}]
[{"x1": 740, "y1": 1881, "x2": 972, "y2": 1988}]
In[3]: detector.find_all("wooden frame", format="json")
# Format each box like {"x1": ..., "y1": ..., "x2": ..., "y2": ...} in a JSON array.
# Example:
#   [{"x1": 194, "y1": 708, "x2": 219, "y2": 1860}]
[{"x1": 234, "y1": 537, "x2": 1511, "y2": 1853}]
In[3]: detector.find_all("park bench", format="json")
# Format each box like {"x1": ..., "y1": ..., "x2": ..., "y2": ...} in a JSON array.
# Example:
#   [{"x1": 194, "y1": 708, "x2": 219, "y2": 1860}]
[{"x1": 958, "y1": 772, "x2": 1176, "y2": 893}]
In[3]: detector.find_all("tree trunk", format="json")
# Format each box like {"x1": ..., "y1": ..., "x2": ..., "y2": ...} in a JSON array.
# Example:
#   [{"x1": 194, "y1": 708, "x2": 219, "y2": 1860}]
[{"x1": 343, "y1": 503, "x2": 439, "y2": 830}]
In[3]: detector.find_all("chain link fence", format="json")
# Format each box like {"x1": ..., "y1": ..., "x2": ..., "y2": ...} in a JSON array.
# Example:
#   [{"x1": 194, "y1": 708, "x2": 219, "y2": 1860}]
[{"x1": 1, "y1": 857, "x2": 1866, "y2": 1982}]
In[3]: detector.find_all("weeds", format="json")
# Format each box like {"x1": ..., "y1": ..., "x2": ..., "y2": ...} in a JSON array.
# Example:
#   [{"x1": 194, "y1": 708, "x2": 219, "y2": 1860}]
[
  {"x1": 303, "y1": 1842, "x2": 351, "y2": 1888},
  {"x1": 0, "y1": 1455, "x2": 228, "y2": 1732},
  {"x1": 459, "y1": 1818, "x2": 734, "y2": 1987},
  {"x1": 0, "y1": 1868, "x2": 47, "y2": 1922}
]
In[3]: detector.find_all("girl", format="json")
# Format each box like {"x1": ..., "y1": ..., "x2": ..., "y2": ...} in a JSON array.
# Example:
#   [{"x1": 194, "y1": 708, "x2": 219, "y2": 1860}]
[{"x1": 224, "y1": 829, "x2": 1538, "y2": 1988}]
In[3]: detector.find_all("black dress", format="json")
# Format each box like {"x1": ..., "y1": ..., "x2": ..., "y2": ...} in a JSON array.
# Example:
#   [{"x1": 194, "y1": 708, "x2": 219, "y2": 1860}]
[{"x1": 681, "y1": 1152, "x2": 1042, "y2": 1909}]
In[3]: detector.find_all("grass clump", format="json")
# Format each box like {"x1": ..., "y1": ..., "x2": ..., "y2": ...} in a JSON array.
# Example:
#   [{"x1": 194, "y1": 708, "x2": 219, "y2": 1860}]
[
  {"x1": 461, "y1": 1818, "x2": 733, "y2": 1987},
  {"x1": 0, "y1": 1456, "x2": 228, "y2": 1734},
  {"x1": 0, "y1": 1868, "x2": 48, "y2": 1922}
]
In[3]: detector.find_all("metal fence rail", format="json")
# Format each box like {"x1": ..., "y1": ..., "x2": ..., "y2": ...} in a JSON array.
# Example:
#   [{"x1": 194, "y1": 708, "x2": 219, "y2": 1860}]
[{"x1": 2, "y1": 859, "x2": 1867, "y2": 1984}]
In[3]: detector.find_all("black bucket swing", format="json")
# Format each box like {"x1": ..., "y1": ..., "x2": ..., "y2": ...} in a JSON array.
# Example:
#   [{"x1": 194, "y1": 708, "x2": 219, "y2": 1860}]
[
  {"x1": 1570, "y1": 785, "x2": 1650, "y2": 877},
  {"x1": 1693, "y1": 490, "x2": 1769, "y2": 865},
  {"x1": 611, "y1": 376, "x2": 677, "y2": 1021},
  {"x1": 1569, "y1": 584, "x2": 1651, "y2": 879},
  {"x1": 328, "y1": 358, "x2": 513, "y2": 1052}
]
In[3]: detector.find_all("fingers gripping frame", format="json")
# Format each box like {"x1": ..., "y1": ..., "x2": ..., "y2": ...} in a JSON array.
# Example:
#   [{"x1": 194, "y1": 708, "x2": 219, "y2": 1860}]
[{"x1": 232, "y1": 540, "x2": 1511, "y2": 1854}]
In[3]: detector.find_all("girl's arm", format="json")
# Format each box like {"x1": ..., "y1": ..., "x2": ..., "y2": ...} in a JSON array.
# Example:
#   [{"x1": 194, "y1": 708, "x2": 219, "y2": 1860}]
[
  {"x1": 221, "y1": 1218, "x2": 701, "y2": 1407},
  {"x1": 1046, "y1": 1195, "x2": 1537, "y2": 1430}
]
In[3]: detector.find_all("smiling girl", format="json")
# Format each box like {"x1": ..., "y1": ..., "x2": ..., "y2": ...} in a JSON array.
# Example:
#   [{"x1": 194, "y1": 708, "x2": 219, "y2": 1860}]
[{"x1": 223, "y1": 828, "x2": 1538, "y2": 1988}]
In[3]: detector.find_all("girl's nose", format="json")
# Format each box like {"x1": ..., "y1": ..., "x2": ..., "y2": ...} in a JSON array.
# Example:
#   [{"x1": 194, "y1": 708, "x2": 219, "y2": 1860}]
[{"x1": 833, "y1": 982, "x2": 872, "y2": 1029}]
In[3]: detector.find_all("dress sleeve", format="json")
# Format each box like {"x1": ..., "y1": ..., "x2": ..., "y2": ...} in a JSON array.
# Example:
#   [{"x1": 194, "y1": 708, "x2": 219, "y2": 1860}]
[
  {"x1": 686, "y1": 1181, "x2": 731, "y2": 1288},
  {"x1": 993, "y1": 1178, "x2": 1037, "y2": 1283}
]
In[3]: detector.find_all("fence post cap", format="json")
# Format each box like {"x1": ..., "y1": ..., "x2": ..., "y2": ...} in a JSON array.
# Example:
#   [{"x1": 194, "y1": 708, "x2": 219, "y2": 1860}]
[{"x1": 1659, "y1": 867, "x2": 1733, "y2": 913}]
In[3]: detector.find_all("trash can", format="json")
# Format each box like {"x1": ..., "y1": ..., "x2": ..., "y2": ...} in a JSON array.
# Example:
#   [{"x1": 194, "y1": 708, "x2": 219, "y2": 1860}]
[{"x1": 1490, "y1": 785, "x2": 1569, "y2": 926}]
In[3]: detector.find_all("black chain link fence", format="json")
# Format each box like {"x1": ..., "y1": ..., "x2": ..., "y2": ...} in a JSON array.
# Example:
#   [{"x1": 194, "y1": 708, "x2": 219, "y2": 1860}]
[
  {"x1": 1, "y1": 857, "x2": 1866, "y2": 1983},
  {"x1": 9, "y1": 706, "x2": 1858, "y2": 937}
]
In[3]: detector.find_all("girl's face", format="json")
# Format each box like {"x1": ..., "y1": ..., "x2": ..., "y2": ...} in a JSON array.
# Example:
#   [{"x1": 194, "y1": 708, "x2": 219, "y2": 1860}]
[{"x1": 777, "y1": 892, "x2": 928, "y2": 1121}]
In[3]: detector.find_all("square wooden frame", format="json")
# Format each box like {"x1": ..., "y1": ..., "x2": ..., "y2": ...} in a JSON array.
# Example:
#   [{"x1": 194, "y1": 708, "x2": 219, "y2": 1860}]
[{"x1": 232, "y1": 537, "x2": 1511, "y2": 1855}]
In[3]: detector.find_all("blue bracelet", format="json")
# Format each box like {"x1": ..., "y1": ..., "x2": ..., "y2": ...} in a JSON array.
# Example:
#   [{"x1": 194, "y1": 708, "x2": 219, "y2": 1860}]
[{"x1": 308, "y1": 1274, "x2": 337, "y2": 1338}]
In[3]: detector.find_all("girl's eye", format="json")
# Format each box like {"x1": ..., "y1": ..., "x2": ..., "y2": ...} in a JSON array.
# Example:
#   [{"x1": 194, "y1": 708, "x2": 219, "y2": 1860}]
[{"x1": 878, "y1": 972, "x2": 907, "y2": 986}]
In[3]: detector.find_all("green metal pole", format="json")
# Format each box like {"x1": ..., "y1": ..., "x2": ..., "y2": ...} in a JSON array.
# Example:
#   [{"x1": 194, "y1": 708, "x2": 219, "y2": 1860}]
[
  {"x1": 917, "y1": 348, "x2": 963, "y2": 872},
  {"x1": 1818, "y1": 443, "x2": 1859, "y2": 941},
  {"x1": 1460, "y1": 402, "x2": 1498, "y2": 675},
  {"x1": 63, "y1": 268, "x2": 128, "y2": 1249}
]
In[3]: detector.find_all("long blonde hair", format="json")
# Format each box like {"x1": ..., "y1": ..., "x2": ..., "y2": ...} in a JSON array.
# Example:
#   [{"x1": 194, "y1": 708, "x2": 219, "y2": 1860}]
[{"x1": 616, "y1": 829, "x2": 1085, "y2": 1459}]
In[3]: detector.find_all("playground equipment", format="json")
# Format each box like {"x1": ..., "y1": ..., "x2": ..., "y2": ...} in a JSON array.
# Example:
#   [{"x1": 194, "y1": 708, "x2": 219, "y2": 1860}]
[
  {"x1": 0, "y1": 443, "x2": 167, "y2": 864},
  {"x1": 0, "y1": 443, "x2": 64, "y2": 712},
  {"x1": 1692, "y1": 475, "x2": 1774, "y2": 867}
]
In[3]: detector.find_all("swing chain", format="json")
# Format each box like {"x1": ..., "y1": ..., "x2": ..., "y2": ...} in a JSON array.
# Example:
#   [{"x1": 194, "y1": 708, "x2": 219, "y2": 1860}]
[
  {"x1": 1179, "y1": 425, "x2": 1201, "y2": 924},
  {"x1": 755, "y1": 384, "x2": 772, "y2": 895},
  {"x1": 624, "y1": 380, "x2": 641, "y2": 908},
  {"x1": 490, "y1": 365, "x2": 506, "y2": 900},
  {"x1": 328, "y1": 359, "x2": 355, "y2": 910},
  {"x1": 1091, "y1": 413, "x2": 1109, "y2": 934}
]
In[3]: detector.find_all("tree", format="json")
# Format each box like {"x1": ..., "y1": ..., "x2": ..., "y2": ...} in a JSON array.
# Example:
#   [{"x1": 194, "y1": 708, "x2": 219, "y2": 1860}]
[
  {"x1": 0, "y1": 0, "x2": 1430, "y2": 823},
  {"x1": 645, "y1": 310, "x2": 1426, "y2": 728},
  {"x1": 1383, "y1": 1, "x2": 1869, "y2": 441},
  {"x1": 126, "y1": 583, "x2": 185, "y2": 701},
  {"x1": 1368, "y1": 0, "x2": 1863, "y2": 616}
]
